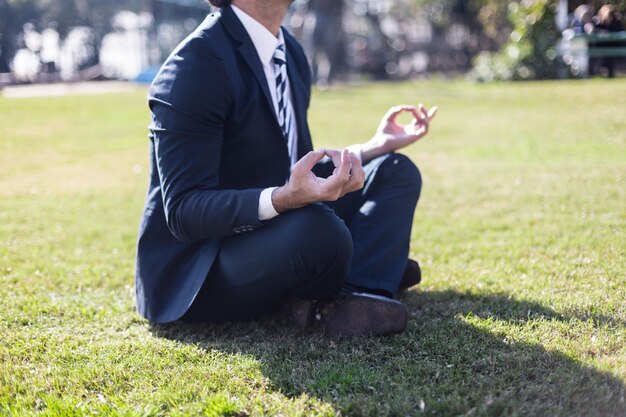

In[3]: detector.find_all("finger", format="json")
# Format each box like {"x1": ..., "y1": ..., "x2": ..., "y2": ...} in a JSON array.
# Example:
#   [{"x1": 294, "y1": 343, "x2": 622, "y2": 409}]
[
  {"x1": 418, "y1": 103, "x2": 429, "y2": 121},
  {"x1": 293, "y1": 149, "x2": 326, "y2": 173},
  {"x1": 416, "y1": 106, "x2": 438, "y2": 135},
  {"x1": 416, "y1": 118, "x2": 429, "y2": 136},
  {"x1": 404, "y1": 119, "x2": 428, "y2": 140},
  {"x1": 385, "y1": 105, "x2": 417, "y2": 123},
  {"x1": 347, "y1": 152, "x2": 362, "y2": 175},
  {"x1": 409, "y1": 118, "x2": 424, "y2": 132},
  {"x1": 348, "y1": 152, "x2": 362, "y2": 169},
  {"x1": 324, "y1": 148, "x2": 342, "y2": 167},
  {"x1": 402, "y1": 105, "x2": 422, "y2": 122},
  {"x1": 323, "y1": 149, "x2": 351, "y2": 191},
  {"x1": 345, "y1": 158, "x2": 365, "y2": 192},
  {"x1": 415, "y1": 105, "x2": 438, "y2": 123},
  {"x1": 337, "y1": 148, "x2": 351, "y2": 180},
  {"x1": 413, "y1": 118, "x2": 427, "y2": 136}
]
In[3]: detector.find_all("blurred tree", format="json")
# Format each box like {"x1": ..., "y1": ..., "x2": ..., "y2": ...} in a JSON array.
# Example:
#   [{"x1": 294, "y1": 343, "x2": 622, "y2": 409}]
[
  {"x1": 2, "y1": 0, "x2": 623, "y2": 79},
  {"x1": 472, "y1": 0, "x2": 569, "y2": 81},
  {"x1": 414, "y1": 0, "x2": 511, "y2": 71},
  {"x1": 342, "y1": 0, "x2": 624, "y2": 78}
]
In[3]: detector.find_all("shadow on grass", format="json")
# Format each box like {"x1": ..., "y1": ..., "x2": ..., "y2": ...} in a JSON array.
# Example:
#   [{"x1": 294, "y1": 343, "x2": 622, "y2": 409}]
[{"x1": 151, "y1": 290, "x2": 625, "y2": 417}]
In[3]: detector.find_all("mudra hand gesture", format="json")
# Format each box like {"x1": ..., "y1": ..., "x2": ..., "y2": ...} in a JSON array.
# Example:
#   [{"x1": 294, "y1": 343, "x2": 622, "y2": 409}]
[
  {"x1": 361, "y1": 104, "x2": 438, "y2": 162},
  {"x1": 273, "y1": 103, "x2": 437, "y2": 212},
  {"x1": 273, "y1": 148, "x2": 365, "y2": 212}
]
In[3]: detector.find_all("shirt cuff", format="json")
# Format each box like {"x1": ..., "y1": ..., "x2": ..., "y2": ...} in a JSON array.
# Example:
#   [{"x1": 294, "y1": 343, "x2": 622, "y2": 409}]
[
  {"x1": 258, "y1": 187, "x2": 280, "y2": 221},
  {"x1": 346, "y1": 144, "x2": 363, "y2": 163}
]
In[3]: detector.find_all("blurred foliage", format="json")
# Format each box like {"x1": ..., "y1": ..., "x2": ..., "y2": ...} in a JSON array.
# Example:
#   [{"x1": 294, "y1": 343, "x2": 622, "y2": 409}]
[
  {"x1": 471, "y1": 0, "x2": 569, "y2": 81},
  {"x1": 341, "y1": 0, "x2": 508, "y2": 75},
  {"x1": 330, "y1": 0, "x2": 513, "y2": 77},
  {"x1": 416, "y1": 0, "x2": 511, "y2": 43},
  {"x1": 2, "y1": 0, "x2": 625, "y2": 79},
  {"x1": 415, "y1": 0, "x2": 511, "y2": 60}
]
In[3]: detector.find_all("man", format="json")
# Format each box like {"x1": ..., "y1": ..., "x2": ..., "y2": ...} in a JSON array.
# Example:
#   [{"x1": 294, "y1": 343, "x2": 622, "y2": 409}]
[
  {"x1": 308, "y1": 0, "x2": 346, "y2": 85},
  {"x1": 135, "y1": 0, "x2": 437, "y2": 336}
]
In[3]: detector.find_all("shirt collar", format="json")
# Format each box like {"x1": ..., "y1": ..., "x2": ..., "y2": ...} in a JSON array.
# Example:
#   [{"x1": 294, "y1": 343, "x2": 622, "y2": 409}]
[{"x1": 231, "y1": 5, "x2": 285, "y2": 67}]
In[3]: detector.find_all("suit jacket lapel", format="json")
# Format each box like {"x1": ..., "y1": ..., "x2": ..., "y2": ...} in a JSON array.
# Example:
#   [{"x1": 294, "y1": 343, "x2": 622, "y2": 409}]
[
  {"x1": 221, "y1": 7, "x2": 313, "y2": 157},
  {"x1": 221, "y1": 7, "x2": 277, "y2": 123},
  {"x1": 238, "y1": 42, "x2": 277, "y2": 121}
]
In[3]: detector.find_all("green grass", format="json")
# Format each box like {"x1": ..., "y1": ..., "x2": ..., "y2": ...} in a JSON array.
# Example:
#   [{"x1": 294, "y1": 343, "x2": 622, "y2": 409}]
[{"x1": 1, "y1": 79, "x2": 625, "y2": 416}]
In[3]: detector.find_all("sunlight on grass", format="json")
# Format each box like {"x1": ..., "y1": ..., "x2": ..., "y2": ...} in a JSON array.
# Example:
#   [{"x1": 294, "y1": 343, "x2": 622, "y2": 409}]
[{"x1": 1, "y1": 79, "x2": 625, "y2": 416}]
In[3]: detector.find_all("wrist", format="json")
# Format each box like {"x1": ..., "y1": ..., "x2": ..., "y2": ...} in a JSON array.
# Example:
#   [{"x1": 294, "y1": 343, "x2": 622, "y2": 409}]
[
  {"x1": 360, "y1": 137, "x2": 387, "y2": 163},
  {"x1": 272, "y1": 184, "x2": 305, "y2": 213}
]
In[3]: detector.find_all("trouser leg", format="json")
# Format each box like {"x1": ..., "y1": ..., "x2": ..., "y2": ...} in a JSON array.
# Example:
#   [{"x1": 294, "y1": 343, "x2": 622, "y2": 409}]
[
  {"x1": 326, "y1": 153, "x2": 422, "y2": 296},
  {"x1": 182, "y1": 204, "x2": 352, "y2": 323}
]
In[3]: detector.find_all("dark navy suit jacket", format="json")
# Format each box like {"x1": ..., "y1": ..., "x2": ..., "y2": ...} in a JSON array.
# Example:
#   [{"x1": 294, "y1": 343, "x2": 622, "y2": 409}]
[{"x1": 135, "y1": 7, "x2": 316, "y2": 323}]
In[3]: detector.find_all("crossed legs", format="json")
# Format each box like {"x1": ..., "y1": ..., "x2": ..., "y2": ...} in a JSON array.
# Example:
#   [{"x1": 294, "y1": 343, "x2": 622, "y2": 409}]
[
  {"x1": 182, "y1": 153, "x2": 422, "y2": 323},
  {"x1": 182, "y1": 204, "x2": 351, "y2": 322}
]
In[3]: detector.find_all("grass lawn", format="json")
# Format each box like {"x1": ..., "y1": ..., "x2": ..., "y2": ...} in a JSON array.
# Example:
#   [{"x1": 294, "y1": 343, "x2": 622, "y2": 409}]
[{"x1": 0, "y1": 79, "x2": 624, "y2": 416}]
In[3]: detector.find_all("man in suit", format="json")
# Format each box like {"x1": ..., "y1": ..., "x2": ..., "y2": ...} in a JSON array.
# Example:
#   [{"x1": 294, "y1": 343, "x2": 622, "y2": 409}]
[{"x1": 135, "y1": 0, "x2": 437, "y2": 336}]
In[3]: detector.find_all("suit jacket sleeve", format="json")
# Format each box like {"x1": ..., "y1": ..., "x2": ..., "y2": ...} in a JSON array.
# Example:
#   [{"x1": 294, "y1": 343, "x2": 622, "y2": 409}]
[{"x1": 147, "y1": 34, "x2": 264, "y2": 242}]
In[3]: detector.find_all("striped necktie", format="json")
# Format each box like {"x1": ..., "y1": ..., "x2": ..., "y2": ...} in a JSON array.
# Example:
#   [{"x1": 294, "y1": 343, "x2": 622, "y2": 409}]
[{"x1": 273, "y1": 44, "x2": 296, "y2": 164}]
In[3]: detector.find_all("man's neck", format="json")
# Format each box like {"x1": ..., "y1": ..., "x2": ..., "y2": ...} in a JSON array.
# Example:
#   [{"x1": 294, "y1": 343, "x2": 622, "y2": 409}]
[{"x1": 231, "y1": 0, "x2": 289, "y2": 37}]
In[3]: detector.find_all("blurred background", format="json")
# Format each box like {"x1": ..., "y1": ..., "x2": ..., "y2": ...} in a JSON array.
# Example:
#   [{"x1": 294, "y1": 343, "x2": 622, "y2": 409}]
[{"x1": 1, "y1": 0, "x2": 625, "y2": 89}]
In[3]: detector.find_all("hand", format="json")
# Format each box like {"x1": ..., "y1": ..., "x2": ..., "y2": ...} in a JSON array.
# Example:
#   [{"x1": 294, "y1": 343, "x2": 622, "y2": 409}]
[
  {"x1": 361, "y1": 104, "x2": 438, "y2": 162},
  {"x1": 272, "y1": 148, "x2": 365, "y2": 213}
]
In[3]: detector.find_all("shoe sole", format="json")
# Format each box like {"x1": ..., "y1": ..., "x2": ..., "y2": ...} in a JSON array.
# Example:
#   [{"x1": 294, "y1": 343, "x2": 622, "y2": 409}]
[{"x1": 319, "y1": 292, "x2": 408, "y2": 336}]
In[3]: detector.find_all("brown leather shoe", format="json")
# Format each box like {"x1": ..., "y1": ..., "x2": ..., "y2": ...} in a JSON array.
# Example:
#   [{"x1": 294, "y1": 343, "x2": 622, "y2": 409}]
[
  {"x1": 316, "y1": 292, "x2": 408, "y2": 336},
  {"x1": 398, "y1": 259, "x2": 421, "y2": 292}
]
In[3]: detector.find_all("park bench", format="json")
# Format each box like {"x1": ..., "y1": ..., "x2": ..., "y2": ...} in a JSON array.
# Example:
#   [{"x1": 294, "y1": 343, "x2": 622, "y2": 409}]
[{"x1": 563, "y1": 31, "x2": 626, "y2": 77}]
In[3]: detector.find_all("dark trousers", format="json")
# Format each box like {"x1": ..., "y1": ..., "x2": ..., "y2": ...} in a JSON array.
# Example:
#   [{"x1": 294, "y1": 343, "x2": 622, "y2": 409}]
[{"x1": 182, "y1": 153, "x2": 422, "y2": 322}]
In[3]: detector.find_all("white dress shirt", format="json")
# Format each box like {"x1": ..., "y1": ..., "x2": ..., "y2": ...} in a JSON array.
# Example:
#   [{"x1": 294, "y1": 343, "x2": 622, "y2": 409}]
[{"x1": 231, "y1": 5, "x2": 297, "y2": 221}]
